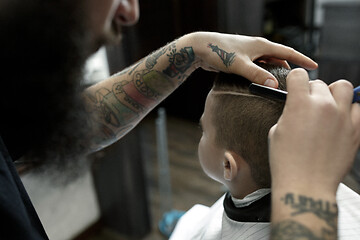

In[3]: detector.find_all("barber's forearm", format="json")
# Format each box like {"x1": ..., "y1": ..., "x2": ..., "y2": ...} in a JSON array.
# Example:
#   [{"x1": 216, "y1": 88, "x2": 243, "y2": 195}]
[
  {"x1": 271, "y1": 187, "x2": 338, "y2": 240},
  {"x1": 82, "y1": 33, "x2": 200, "y2": 150},
  {"x1": 82, "y1": 32, "x2": 319, "y2": 151}
]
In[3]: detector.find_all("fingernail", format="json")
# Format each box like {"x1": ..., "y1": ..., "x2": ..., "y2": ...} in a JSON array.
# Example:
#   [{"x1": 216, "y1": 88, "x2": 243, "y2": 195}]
[{"x1": 264, "y1": 79, "x2": 276, "y2": 88}]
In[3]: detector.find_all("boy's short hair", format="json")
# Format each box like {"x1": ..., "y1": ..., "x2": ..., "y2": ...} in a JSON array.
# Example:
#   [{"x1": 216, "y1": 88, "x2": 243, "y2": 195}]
[{"x1": 211, "y1": 63, "x2": 289, "y2": 188}]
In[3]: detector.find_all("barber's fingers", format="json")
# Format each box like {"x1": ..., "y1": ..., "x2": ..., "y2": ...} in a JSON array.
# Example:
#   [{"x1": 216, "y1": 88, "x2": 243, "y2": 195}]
[
  {"x1": 259, "y1": 41, "x2": 318, "y2": 70},
  {"x1": 309, "y1": 80, "x2": 332, "y2": 100},
  {"x1": 240, "y1": 61, "x2": 279, "y2": 88},
  {"x1": 257, "y1": 57, "x2": 291, "y2": 69},
  {"x1": 351, "y1": 104, "x2": 360, "y2": 145},
  {"x1": 286, "y1": 68, "x2": 310, "y2": 102},
  {"x1": 329, "y1": 80, "x2": 360, "y2": 147},
  {"x1": 329, "y1": 80, "x2": 354, "y2": 111}
]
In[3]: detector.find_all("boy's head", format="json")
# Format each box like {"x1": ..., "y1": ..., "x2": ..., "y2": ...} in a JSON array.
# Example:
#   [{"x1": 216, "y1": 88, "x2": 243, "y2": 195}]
[{"x1": 198, "y1": 64, "x2": 289, "y2": 198}]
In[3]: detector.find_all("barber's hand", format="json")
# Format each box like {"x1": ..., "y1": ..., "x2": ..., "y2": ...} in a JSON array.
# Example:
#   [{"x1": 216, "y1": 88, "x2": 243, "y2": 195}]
[
  {"x1": 269, "y1": 69, "x2": 360, "y2": 195},
  {"x1": 183, "y1": 32, "x2": 317, "y2": 88}
]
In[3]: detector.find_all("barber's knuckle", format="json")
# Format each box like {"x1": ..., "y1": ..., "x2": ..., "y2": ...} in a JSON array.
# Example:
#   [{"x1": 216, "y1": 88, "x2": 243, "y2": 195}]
[
  {"x1": 330, "y1": 79, "x2": 353, "y2": 92},
  {"x1": 281, "y1": 46, "x2": 296, "y2": 57},
  {"x1": 317, "y1": 99, "x2": 336, "y2": 114},
  {"x1": 287, "y1": 68, "x2": 307, "y2": 81},
  {"x1": 254, "y1": 37, "x2": 268, "y2": 44},
  {"x1": 291, "y1": 68, "x2": 307, "y2": 75},
  {"x1": 311, "y1": 79, "x2": 326, "y2": 86},
  {"x1": 287, "y1": 46, "x2": 296, "y2": 54},
  {"x1": 335, "y1": 79, "x2": 354, "y2": 90}
]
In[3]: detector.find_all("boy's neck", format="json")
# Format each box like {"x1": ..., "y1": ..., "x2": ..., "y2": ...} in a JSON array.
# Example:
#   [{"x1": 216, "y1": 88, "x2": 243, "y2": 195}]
[
  {"x1": 231, "y1": 188, "x2": 271, "y2": 208},
  {"x1": 226, "y1": 177, "x2": 259, "y2": 199}
]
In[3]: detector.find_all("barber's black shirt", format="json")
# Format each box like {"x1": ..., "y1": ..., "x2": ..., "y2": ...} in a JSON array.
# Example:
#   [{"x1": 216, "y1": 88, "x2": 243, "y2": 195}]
[{"x1": 0, "y1": 136, "x2": 48, "y2": 239}]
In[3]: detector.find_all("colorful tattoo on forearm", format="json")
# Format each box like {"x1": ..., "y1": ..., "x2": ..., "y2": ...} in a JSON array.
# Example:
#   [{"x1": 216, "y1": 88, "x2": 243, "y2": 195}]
[
  {"x1": 94, "y1": 88, "x2": 138, "y2": 127},
  {"x1": 127, "y1": 59, "x2": 144, "y2": 75},
  {"x1": 146, "y1": 48, "x2": 167, "y2": 70},
  {"x1": 208, "y1": 43, "x2": 236, "y2": 68},
  {"x1": 84, "y1": 91, "x2": 134, "y2": 145},
  {"x1": 86, "y1": 41, "x2": 195, "y2": 144},
  {"x1": 146, "y1": 42, "x2": 176, "y2": 70},
  {"x1": 271, "y1": 193, "x2": 338, "y2": 240},
  {"x1": 114, "y1": 70, "x2": 174, "y2": 111}
]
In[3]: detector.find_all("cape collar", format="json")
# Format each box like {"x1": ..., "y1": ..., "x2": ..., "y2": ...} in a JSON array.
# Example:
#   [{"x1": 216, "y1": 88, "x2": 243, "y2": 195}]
[{"x1": 223, "y1": 192, "x2": 271, "y2": 222}]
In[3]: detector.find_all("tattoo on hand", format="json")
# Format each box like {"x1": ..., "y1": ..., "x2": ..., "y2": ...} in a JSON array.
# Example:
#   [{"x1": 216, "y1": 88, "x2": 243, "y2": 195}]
[{"x1": 208, "y1": 43, "x2": 235, "y2": 68}]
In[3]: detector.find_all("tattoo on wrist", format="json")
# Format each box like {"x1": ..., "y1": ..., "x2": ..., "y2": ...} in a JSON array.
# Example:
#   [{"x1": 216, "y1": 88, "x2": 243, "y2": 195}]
[
  {"x1": 272, "y1": 220, "x2": 329, "y2": 240},
  {"x1": 270, "y1": 193, "x2": 338, "y2": 240},
  {"x1": 281, "y1": 193, "x2": 338, "y2": 229},
  {"x1": 207, "y1": 43, "x2": 235, "y2": 68},
  {"x1": 163, "y1": 45, "x2": 195, "y2": 79}
]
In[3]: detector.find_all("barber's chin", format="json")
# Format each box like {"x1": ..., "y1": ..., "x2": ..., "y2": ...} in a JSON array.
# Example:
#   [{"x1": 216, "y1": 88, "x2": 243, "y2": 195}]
[
  {"x1": 93, "y1": 33, "x2": 123, "y2": 52},
  {"x1": 106, "y1": 26, "x2": 123, "y2": 45},
  {"x1": 88, "y1": 41, "x2": 102, "y2": 54},
  {"x1": 105, "y1": 33, "x2": 123, "y2": 45},
  {"x1": 88, "y1": 38, "x2": 117, "y2": 56},
  {"x1": 87, "y1": 31, "x2": 122, "y2": 55}
]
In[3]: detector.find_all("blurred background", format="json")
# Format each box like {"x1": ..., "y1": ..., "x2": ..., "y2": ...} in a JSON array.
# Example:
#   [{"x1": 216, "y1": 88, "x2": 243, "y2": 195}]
[{"x1": 19, "y1": 0, "x2": 360, "y2": 239}]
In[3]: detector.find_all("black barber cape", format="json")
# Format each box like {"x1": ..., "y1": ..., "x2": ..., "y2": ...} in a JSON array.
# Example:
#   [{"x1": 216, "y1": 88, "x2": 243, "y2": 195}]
[
  {"x1": 223, "y1": 191, "x2": 271, "y2": 222},
  {"x1": 0, "y1": 136, "x2": 48, "y2": 240}
]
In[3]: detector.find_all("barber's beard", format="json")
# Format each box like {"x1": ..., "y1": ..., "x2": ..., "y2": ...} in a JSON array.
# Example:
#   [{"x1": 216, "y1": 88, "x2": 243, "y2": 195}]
[{"x1": 0, "y1": 0, "x2": 96, "y2": 182}]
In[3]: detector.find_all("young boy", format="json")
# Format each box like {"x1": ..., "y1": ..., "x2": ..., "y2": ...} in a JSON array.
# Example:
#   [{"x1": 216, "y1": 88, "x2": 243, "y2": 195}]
[{"x1": 170, "y1": 64, "x2": 360, "y2": 240}]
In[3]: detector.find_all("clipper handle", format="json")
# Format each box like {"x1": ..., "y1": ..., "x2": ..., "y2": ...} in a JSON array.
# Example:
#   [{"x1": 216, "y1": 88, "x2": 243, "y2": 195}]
[{"x1": 353, "y1": 86, "x2": 360, "y2": 103}]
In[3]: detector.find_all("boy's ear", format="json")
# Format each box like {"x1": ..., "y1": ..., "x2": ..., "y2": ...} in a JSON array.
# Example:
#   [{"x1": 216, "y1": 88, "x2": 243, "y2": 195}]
[{"x1": 223, "y1": 151, "x2": 239, "y2": 181}]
